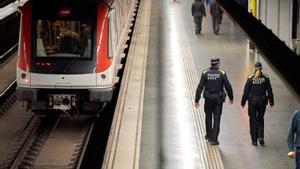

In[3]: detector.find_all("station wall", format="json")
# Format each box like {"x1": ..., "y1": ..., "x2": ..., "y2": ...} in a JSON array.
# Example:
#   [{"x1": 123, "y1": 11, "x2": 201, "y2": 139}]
[{"x1": 258, "y1": 0, "x2": 293, "y2": 46}]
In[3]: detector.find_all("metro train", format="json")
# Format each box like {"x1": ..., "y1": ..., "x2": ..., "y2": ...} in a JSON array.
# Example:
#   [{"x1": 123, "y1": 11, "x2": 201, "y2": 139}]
[{"x1": 16, "y1": 0, "x2": 137, "y2": 116}]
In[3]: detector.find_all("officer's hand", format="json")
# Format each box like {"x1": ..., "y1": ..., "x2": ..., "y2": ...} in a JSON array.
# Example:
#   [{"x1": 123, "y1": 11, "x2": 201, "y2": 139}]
[
  {"x1": 194, "y1": 102, "x2": 200, "y2": 108},
  {"x1": 288, "y1": 151, "x2": 296, "y2": 158},
  {"x1": 229, "y1": 100, "x2": 233, "y2": 105}
]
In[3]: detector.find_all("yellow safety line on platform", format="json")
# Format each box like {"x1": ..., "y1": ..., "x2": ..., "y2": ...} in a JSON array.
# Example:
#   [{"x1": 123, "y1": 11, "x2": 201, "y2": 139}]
[
  {"x1": 101, "y1": 0, "x2": 151, "y2": 168},
  {"x1": 172, "y1": 3, "x2": 225, "y2": 169}
]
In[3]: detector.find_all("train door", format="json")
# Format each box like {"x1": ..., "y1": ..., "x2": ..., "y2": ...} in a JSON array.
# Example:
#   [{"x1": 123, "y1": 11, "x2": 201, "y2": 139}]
[{"x1": 108, "y1": 9, "x2": 118, "y2": 58}]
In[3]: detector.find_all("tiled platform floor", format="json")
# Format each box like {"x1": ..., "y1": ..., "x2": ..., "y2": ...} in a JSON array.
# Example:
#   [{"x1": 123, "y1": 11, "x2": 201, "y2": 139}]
[{"x1": 140, "y1": 0, "x2": 300, "y2": 169}]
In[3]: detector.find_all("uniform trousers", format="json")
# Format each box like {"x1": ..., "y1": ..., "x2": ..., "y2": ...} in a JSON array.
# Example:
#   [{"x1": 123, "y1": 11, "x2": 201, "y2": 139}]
[
  {"x1": 248, "y1": 97, "x2": 266, "y2": 142},
  {"x1": 204, "y1": 96, "x2": 223, "y2": 142},
  {"x1": 194, "y1": 16, "x2": 203, "y2": 33},
  {"x1": 212, "y1": 16, "x2": 221, "y2": 34}
]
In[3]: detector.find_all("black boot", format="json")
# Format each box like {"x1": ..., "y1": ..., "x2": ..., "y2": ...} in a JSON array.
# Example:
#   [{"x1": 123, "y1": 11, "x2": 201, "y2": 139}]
[
  {"x1": 259, "y1": 138, "x2": 265, "y2": 146},
  {"x1": 251, "y1": 138, "x2": 257, "y2": 146},
  {"x1": 251, "y1": 141, "x2": 257, "y2": 146},
  {"x1": 210, "y1": 141, "x2": 219, "y2": 145},
  {"x1": 205, "y1": 135, "x2": 212, "y2": 142}
]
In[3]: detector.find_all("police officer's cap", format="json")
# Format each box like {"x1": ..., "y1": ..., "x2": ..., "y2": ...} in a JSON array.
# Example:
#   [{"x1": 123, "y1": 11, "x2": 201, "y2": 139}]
[
  {"x1": 211, "y1": 58, "x2": 220, "y2": 65},
  {"x1": 254, "y1": 62, "x2": 262, "y2": 69}
]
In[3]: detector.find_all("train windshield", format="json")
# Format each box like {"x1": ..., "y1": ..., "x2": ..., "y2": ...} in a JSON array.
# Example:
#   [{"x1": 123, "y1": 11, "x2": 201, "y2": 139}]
[{"x1": 35, "y1": 20, "x2": 93, "y2": 59}]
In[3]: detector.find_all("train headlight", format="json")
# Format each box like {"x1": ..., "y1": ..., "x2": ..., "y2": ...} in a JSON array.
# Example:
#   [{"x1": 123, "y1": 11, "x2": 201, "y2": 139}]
[
  {"x1": 71, "y1": 96, "x2": 76, "y2": 107},
  {"x1": 21, "y1": 73, "x2": 26, "y2": 79},
  {"x1": 97, "y1": 73, "x2": 108, "y2": 85},
  {"x1": 49, "y1": 96, "x2": 54, "y2": 107},
  {"x1": 21, "y1": 73, "x2": 30, "y2": 85}
]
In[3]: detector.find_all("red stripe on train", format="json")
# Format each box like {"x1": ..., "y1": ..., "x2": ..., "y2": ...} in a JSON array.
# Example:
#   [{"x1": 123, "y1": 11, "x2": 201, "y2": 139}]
[
  {"x1": 18, "y1": 2, "x2": 32, "y2": 72},
  {"x1": 96, "y1": 3, "x2": 111, "y2": 73}
]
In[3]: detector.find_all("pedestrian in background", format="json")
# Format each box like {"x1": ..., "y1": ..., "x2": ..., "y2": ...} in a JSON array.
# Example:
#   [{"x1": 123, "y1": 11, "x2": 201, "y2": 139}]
[
  {"x1": 194, "y1": 58, "x2": 233, "y2": 145},
  {"x1": 210, "y1": 0, "x2": 223, "y2": 35},
  {"x1": 205, "y1": 0, "x2": 212, "y2": 5},
  {"x1": 241, "y1": 62, "x2": 274, "y2": 146},
  {"x1": 287, "y1": 109, "x2": 300, "y2": 169},
  {"x1": 191, "y1": 0, "x2": 206, "y2": 35}
]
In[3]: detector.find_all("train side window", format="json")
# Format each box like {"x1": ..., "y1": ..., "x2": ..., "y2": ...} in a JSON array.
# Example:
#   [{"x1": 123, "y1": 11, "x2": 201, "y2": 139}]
[
  {"x1": 108, "y1": 9, "x2": 118, "y2": 57},
  {"x1": 111, "y1": 9, "x2": 118, "y2": 49},
  {"x1": 108, "y1": 16, "x2": 113, "y2": 58},
  {"x1": 114, "y1": 5, "x2": 120, "y2": 42}
]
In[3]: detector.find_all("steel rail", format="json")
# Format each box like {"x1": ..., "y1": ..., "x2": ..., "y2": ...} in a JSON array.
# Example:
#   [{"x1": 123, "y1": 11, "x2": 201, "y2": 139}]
[
  {"x1": 75, "y1": 121, "x2": 95, "y2": 169},
  {"x1": 0, "y1": 116, "x2": 41, "y2": 169},
  {"x1": 0, "y1": 44, "x2": 17, "y2": 60}
]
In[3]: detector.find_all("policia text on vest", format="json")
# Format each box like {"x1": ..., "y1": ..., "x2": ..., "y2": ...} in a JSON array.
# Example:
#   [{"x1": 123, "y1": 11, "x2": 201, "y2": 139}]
[
  {"x1": 241, "y1": 62, "x2": 274, "y2": 146},
  {"x1": 194, "y1": 58, "x2": 234, "y2": 146}
]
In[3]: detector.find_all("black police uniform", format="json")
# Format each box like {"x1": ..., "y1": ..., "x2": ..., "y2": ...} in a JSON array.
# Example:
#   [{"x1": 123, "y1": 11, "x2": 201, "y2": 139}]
[
  {"x1": 210, "y1": 2, "x2": 223, "y2": 35},
  {"x1": 195, "y1": 66, "x2": 233, "y2": 143},
  {"x1": 191, "y1": 0, "x2": 206, "y2": 34},
  {"x1": 241, "y1": 71, "x2": 274, "y2": 145}
]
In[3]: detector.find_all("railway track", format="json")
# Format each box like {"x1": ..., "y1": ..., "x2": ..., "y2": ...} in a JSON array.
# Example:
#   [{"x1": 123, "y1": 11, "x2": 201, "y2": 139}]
[
  {"x1": 0, "y1": 45, "x2": 17, "y2": 66},
  {"x1": 0, "y1": 0, "x2": 15, "y2": 8},
  {"x1": 0, "y1": 0, "x2": 20, "y2": 103},
  {"x1": 0, "y1": 53, "x2": 17, "y2": 116},
  {"x1": 0, "y1": 116, "x2": 94, "y2": 169},
  {"x1": 0, "y1": 81, "x2": 16, "y2": 115}
]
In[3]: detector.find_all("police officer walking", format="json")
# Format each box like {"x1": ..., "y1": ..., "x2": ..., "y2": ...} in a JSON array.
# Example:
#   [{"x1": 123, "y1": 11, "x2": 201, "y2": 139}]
[
  {"x1": 241, "y1": 62, "x2": 274, "y2": 146},
  {"x1": 210, "y1": 0, "x2": 223, "y2": 35},
  {"x1": 194, "y1": 58, "x2": 234, "y2": 145},
  {"x1": 191, "y1": 0, "x2": 206, "y2": 35}
]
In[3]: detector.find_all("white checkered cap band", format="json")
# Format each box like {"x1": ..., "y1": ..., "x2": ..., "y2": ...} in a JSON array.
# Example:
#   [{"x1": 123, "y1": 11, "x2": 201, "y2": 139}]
[
  {"x1": 211, "y1": 58, "x2": 220, "y2": 64},
  {"x1": 254, "y1": 62, "x2": 262, "y2": 69}
]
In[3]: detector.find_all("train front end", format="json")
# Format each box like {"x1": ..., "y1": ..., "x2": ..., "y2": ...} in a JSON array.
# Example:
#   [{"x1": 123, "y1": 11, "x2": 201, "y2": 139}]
[{"x1": 16, "y1": 0, "x2": 114, "y2": 116}]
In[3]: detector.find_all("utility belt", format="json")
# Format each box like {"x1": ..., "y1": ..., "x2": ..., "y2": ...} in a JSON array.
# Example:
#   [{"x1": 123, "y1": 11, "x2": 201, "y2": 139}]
[
  {"x1": 203, "y1": 90, "x2": 226, "y2": 102},
  {"x1": 248, "y1": 94, "x2": 268, "y2": 103},
  {"x1": 194, "y1": 12, "x2": 204, "y2": 17}
]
